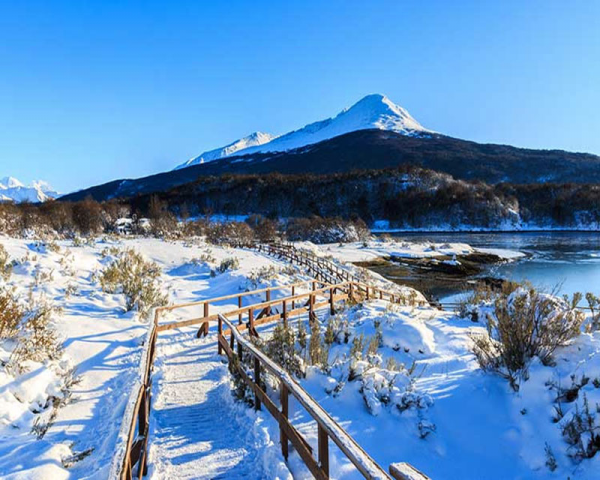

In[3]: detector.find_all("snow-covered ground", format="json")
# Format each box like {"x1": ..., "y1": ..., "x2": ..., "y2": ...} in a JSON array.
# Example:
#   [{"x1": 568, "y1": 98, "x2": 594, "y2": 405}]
[
  {"x1": 0, "y1": 234, "x2": 598, "y2": 480},
  {"x1": 279, "y1": 300, "x2": 600, "y2": 479},
  {"x1": 0, "y1": 236, "x2": 305, "y2": 479},
  {"x1": 294, "y1": 239, "x2": 525, "y2": 263}
]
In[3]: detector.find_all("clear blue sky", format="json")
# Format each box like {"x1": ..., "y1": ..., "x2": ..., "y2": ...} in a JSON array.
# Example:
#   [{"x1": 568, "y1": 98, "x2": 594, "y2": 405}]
[{"x1": 1, "y1": 1, "x2": 599, "y2": 192}]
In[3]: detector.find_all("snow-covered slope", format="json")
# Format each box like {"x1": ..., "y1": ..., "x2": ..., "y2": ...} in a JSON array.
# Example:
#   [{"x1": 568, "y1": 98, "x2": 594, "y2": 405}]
[
  {"x1": 239, "y1": 94, "x2": 430, "y2": 156},
  {"x1": 0, "y1": 176, "x2": 59, "y2": 203},
  {"x1": 175, "y1": 94, "x2": 430, "y2": 169},
  {"x1": 175, "y1": 131, "x2": 276, "y2": 169}
]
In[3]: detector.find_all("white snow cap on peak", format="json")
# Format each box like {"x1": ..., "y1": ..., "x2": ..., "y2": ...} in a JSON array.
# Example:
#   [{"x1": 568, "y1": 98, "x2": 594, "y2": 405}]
[
  {"x1": 175, "y1": 94, "x2": 429, "y2": 170},
  {"x1": 175, "y1": 131, "x2": 277, "y2": 169},
  {"x1": 0, "y1": 176, "x2": 59, "y2": 203},
  {"x1": 231, "y1": 93, "x2": 430, "y2": 157},
  {"x1": 0, "y1": 176, "x2": 25, "y2": 189}
]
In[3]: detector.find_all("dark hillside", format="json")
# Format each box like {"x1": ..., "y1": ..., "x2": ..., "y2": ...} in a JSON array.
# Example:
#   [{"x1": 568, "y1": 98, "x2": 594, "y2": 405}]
[{"x1": 62, "y1": 129, "x2": 600, "y2": 202}]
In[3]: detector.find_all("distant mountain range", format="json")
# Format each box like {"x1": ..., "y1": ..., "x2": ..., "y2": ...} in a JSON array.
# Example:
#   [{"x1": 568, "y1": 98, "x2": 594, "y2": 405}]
[
  {"x1": 0, "y1": 176, "x2": 58, "y2": 203},
  {"x1": 62, "y1": 94, "x2": 600, "y2": 202}
]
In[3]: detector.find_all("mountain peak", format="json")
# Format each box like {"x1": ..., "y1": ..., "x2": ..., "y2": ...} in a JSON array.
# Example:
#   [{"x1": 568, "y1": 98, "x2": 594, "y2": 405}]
[
  {"x1": 0, "y1": 176, "x2": 25, "y2": 189},
  {"x1": 343, "y1": 93, "x2": 428, "y2": 132},
  {"x1": 226, "y1": 93, "x2": 429, "y2": 157},
  {"x1": 175, "y1": 131, "x2": 276, "y2": 170},
  {"x1": 174, "y1": 94, "x2": 430, "y2": 170}
]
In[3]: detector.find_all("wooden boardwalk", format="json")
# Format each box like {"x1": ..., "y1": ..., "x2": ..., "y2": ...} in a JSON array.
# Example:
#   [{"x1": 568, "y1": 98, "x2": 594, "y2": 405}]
[{"x1": 149, "y1": 332, "x2": 272, "y2": 479}]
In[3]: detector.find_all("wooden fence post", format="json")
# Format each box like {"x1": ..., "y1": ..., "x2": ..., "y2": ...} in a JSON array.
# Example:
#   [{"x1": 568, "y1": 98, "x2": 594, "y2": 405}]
[
  {"x1": 282, "y1": 300, "x2": 288, "y2": 327},
  {"x1": 318, "y1": 424, "x2": 329, "y2": 477},
  {"x1": 249, "y1": 309, "x2": 255, "y2": 336},
  {"x1": 329, "y1": 287, "x2": 335, "y2": 315},
  {"x1": 291, "y1": 286, "x2": 296, "y2": 310},
  {"x1": 238, "y1": 295, "x2": 243, "y2": 325},
  {"x1": 254, "y1": 357, "x2": 261, "y2": 411},
  {"x1": 197, "y1": 302, "x2": 210, "y2": 337},
  {"x1": 280, "y1": 383, "x2": 289, "y2": 459},
  {"x1": 217, "y1": 316, "x2": 223, "y2": 355}
]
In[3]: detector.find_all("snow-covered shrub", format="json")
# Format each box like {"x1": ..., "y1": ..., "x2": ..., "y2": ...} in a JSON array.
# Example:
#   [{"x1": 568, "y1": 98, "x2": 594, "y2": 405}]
[
  {"x1": 71, "y1": 236, "x2": 95, "y2": 248},
  {"x1": 100, "y1": 248, "x2": 168, "y2": 319},
  {"x1": 584, "y1": 292, "x2": 600, "y2": 332},
  {"x1": 245, "y1": 265, "x2": 280, "y2": 290},
  {"x1": 545, "y1": 443, "x2": 558, "y2": 471},
  {"x1": 10, "y1": 301, "x2": 62, "y2": 373},
  {"x1": 560, "y1": 393, "x2": 600, "y2": 462},
  {"x1": 308, "y1": 320, "x2": 328, "y2": 368},
  {"x1": 0, "y1": 244, "x2": 12, "y2": 280},
  {"x1": 193, "y1": 250, "x2": 216, "y2": 265},
  {"x1": 216, "y1": 257, "x2": 240, "y2": 274},
  {"x1": 471, "y1": 287, "x2": 584, "y2": 390},
  {"x1": 263, "y1": 323, "x2": 304, "y2": 377},
  {"x1": 0, "y1": 288, "x2": 23, "y2": 339},
  {"x1": 297, "y1": 319, "x2": 307, "y2": 352}
]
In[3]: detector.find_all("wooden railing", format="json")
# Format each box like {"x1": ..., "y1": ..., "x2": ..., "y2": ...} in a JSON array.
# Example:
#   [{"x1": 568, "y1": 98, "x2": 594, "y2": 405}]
[
  {"x1": 157, "y1": 279, "x2": 427, "y2": 339},
  {"x1": 110, "y1": 246, "x2": 430, "y2": 480},
  {"x1": 251, "y1": 242, "x2": 360, "y2": 285},
  {"x1": 110, "y1": 314, "x2": 158, "y2": 480},
  {"x1": 218, "y1": 314, "x2": 392, "y2": 479}
]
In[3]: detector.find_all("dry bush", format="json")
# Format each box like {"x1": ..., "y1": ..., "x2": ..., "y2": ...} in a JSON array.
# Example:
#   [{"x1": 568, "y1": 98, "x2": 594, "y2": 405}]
[
  {"x1": 560, "y1": 393, "x2": 600, "y2": 462},
  {"x1": 471, "y1": 288, "x2": 584, "y2": 390},
  {"x1": 216, "y1": 257, "x2": 240, "y2": 274},
  {"x1": 245, "y1": 215, "x2": 278, "y2": 242},
  {"x1": 0, "y1": 288, "x2": 24, "y2": 339},
  {"x1": 182, "y1": 219, "x2": 208, "y2": 237},
  {"x1": 205, "y1": 222, "x2": 255, "y2": 246},
  {"x1": 72, "y1": 198, "x2": 104, "y2": 235},
  {"x1": 585, "y1": 292, "x2": 600, "y2": 332},
  {"x1": 307, "y1": 320, "x2": 329, "y2": 368},
  {"x1": 10, "y1": 301, "x2": 62, "y2": 372},
  {"x1": 0, "y1": 244, "x2": 12, "y2": 280},
  {"x1": 100, "y1": 249, "x2": 168, "y2": 319},
  {"x1": 148, "y1": 195, "x2": 179, "y2": 237},
  {"x1": 285, "y1": 217, "x2": 370, "y2": 244},
  {"x1": 263, "y1": 323, "x2": 304, "y2": 377}
]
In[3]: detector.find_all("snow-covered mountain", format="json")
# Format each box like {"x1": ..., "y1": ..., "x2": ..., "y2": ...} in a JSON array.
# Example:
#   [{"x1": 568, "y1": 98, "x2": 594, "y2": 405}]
[
  {"x1": 0, "y1": 176, "x2": 59, "y2": 203},
  {"x1": 175, "y1": 131, "x2": 276, "y2": 169},
  {"x1": 175, "y1": 94, "x2": 430, "y2": 169}
]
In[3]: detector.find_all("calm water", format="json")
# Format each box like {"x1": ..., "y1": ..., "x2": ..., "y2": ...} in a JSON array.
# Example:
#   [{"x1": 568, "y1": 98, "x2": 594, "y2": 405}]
[{"x1": 388, "y1": 232, "x2": 600, "y2": 300}]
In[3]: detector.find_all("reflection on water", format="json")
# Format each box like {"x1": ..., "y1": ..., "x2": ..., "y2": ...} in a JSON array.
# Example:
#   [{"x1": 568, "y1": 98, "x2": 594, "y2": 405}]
[{"x1": 388, "y1": 232, "x2": 600, "y2": 300}]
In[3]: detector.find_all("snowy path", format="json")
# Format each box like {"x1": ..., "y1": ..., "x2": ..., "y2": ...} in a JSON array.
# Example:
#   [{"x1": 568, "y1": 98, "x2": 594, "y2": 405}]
[{"x1": 148, "y1": 329, "x2": 290, "y2": 480}]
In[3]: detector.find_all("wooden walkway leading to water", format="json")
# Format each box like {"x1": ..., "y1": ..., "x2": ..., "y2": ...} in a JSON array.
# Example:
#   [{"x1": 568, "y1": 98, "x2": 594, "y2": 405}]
[{"x1": 110, "y1": 242, "x2": 430, "y2": 480}]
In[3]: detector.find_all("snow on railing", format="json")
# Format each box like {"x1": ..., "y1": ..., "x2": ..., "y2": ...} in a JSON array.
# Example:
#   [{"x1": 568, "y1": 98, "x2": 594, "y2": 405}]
[
  {"x1": 109, "y1": 311, "x2": 158, "y2": 480},
  {"x1": 218, "y1": 314, "x2": 429, "y2": 480}
]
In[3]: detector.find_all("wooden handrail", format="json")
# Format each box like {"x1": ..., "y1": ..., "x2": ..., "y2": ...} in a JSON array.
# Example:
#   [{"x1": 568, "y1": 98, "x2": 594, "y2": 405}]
[
  {"x1": 155, "y1": 279, "x2": 322, "y2": 313},
  {"x1": 110, "y1": 317, "x2": 157, "y2": 480},
  {"x1": 218, "y1": 314, "x2": 394, "y2": 480}
]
